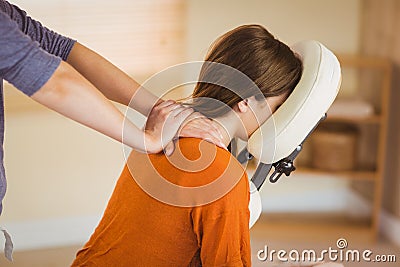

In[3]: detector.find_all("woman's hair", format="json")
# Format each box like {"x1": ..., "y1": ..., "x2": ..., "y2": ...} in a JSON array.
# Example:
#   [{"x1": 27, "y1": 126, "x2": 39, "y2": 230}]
[{"x1": 189, "y1": 24, "x2": 302, "y2": 118}]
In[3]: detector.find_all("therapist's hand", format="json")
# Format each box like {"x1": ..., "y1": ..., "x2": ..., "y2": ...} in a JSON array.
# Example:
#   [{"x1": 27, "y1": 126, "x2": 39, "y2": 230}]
[
  {"x1": 144, "y1": 100, "x2": 194, "y2": 154},
  {"x1": 163, "y1": 112, "x2": 226, "y2": 156}
]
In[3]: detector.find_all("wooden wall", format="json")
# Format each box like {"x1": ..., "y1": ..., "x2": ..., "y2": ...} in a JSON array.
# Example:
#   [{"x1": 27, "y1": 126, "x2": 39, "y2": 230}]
[{"x1": 361, "y1": 0, "x2": 400, "y2": 217}]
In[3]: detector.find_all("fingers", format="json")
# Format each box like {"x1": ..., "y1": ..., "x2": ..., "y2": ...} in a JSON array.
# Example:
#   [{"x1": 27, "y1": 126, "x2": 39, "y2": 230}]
[
  {"x1": 180, "y1": 116, "x2": 224, "y2": 142},
  {"x1": 170, "y1": 105, "x2": 194, "y2": 119},
  {"x1": 145, "y1": 99, "x2": 227, "y2": 153},
  {"x1": 155, "y1": 100, "x2": 193, "y2": 120},
  {"x1": 193, "y1": 114, "x2": 223, "y2": 138},
  {"x1": 187, "y1": 111, "x2": 206, "y2": 120},
  {"x1": 154, "y1": 99, "x2": 175, "y2": 109},
  {"x1": 194, "y1": 118, "x2": 223, "y2": 140},
  {"x1": 179, "y1": 126, "x2": 226, "y2": 150},
  {"x1": 164, "y1": 141, "x2": 175, "y2": 157},
  {"x1": 184, "y1": 122, "x2": 222, "y2": 143},
  {"x1": 157, "y1": 102, "x2": 182, "y2": 115},
  {"x1": 206, "y1": 138, "x2": 228, "y2": 150}
]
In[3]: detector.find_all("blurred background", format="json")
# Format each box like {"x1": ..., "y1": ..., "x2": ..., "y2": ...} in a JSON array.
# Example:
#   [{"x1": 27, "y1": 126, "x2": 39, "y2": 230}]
[{"x1": 0, "y1": 0, "x2": 399, "y2": 266}]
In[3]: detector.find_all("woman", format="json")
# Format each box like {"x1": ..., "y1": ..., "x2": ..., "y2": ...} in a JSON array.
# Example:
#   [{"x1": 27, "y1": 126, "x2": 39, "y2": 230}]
[{"x1": 72, "y1": 25, "x2": 302, "y2": 266}]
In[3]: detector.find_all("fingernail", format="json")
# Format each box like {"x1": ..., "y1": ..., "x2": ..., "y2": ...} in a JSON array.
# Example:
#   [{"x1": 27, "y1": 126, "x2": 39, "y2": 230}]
[
  {"x1": 219, "y1": 142, "x2": 228, "y2": 150},
  {"x1": 163, "y1": 147, "x2": 172, "y2": 156}
]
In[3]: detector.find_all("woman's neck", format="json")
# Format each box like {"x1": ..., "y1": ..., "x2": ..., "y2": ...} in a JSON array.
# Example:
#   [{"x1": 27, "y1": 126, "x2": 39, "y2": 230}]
[{"x1": 210, "y1": 112, "x2": 248, "y2": 147}]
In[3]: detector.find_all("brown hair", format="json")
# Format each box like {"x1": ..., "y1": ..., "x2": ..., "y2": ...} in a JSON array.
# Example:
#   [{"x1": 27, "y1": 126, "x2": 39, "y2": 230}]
[{"x1": 189, "y1": 24, "x2": 302, "y2": 118}]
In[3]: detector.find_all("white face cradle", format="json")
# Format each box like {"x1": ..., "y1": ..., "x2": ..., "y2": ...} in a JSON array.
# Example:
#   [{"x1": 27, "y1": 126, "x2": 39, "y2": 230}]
[
  {"x1": 245, "y1": 40, "x2": 341, "y2": 228},
  {"x1": 248, "y1": 40, "x2": 341, "y2": 165}
]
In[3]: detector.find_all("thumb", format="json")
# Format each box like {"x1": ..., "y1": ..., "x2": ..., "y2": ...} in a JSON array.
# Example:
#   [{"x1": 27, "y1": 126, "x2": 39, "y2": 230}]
[{"x1": 164, "y1": 141, "x2": 175, "y2": 157}]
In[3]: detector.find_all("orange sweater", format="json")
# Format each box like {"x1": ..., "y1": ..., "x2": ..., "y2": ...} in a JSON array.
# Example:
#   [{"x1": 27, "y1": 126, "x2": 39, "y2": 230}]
[{"x1": 72, "y1": 138, "x2": 251, "y2": 267}]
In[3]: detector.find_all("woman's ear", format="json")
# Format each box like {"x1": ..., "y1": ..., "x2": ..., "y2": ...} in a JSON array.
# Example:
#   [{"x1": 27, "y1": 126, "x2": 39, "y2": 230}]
[{"x1": 237, "y1": 99, "x2": 249, "y2": 113}]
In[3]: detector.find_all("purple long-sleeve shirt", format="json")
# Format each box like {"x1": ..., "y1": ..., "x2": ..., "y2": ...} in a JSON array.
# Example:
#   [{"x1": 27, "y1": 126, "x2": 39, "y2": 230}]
[{"x1": 0, "y1": 0, "x2": 76, "y2": 214}]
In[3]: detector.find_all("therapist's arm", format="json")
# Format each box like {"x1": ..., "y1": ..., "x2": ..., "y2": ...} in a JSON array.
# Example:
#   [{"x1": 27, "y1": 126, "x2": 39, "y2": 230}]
[
  {"x1": 2, "y1": 0, "x2": 223, "y2": 150},
  {"x1": 31, "y1": 60, "x2": 192, "y2": 153},
  {"x1": 66, "y1": 42, "x2": 225, "y2": 151},
  {"x1": 66, "y1": 42, "x2": 159, "y2": 115}
]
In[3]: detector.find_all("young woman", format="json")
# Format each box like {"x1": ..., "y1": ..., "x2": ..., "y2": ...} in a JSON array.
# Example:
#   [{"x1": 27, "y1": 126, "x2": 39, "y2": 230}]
[{"x1": 72, "y1": 24, "x2": 302, "y2": 266}]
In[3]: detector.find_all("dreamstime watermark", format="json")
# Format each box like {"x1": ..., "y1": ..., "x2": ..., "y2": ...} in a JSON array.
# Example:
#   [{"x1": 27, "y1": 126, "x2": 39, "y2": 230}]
[{"x1": 257, "y1": 238, "x2": 397, "y2": 264}]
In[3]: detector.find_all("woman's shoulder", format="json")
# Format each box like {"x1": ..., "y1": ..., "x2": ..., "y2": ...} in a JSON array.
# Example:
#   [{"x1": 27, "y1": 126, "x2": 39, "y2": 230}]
[
  {"x1": 127, "y1": 137, "x2": 248, "y2": 187},
  {"x1": 176, "y1": 137, "x2": 249, "y2": 205},
  {"x1": 177, "y1": 137, "x2": 246, "y2": 169},
  {"x1": 175, "y1": 137, "x2": 248, "y2": 181},
  {"x1": 125, "y1": 137, "x2": 249, "y2": 206}
]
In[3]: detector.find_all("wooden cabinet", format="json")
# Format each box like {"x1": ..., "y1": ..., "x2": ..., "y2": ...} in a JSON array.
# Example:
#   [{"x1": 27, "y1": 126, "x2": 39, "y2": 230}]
[{"x1": 250, "y1": 55, "x2": 392, "y2": 242}]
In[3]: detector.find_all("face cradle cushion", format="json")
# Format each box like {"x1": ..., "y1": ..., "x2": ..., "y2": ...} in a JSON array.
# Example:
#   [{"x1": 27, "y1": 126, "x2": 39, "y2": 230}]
[{"x1": 244, "y1": 40, "x2": 341, "y2": 228}]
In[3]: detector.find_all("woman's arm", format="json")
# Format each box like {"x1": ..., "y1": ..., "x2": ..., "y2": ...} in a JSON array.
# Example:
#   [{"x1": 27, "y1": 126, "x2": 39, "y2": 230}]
[
  {"x1": 192, "y1": 170, "x2": 251, "y2": 266},
  {"x1": 31, "y1": 61, "x2": 192, "y2": 153}
]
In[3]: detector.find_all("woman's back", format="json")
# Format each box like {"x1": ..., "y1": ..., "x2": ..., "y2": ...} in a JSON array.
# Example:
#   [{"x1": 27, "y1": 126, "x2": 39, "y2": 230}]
[{"x1": 72, "y1": 137, "x2": 251, "y2": 266}]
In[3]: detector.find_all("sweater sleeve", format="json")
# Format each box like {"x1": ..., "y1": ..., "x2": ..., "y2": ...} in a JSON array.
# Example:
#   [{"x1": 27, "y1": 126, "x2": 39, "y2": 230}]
[
  {"x1": 0, "y1": 11, "x2": 61, "y2": 96},
  {"x1": 191, "y1": 170, "x2": 251, "y2": 267},
  {"x1": 0, "y1": 0, "x2": 76, "y2": 61}
]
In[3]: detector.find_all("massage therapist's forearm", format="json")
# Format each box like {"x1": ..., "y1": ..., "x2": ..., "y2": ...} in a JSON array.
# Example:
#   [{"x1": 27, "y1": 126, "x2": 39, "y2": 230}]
[
  {"x1": 31, "y1": 61, "x2": 158, "y2": 153},
  {"x1": 66, "y1": 42, "x2": 159, "y2": 115}
]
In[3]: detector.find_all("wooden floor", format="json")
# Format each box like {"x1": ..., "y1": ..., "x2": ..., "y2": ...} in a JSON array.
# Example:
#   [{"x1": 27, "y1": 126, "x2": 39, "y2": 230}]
[
  {"x1": 0, "y1": 245, "x2": 80, "y2": 267},
  {"x1": 250, "y1": 218, "x2": 399, "y2": 267},
  {"x1": 0, "y1": 222, "x2": 398, "y2": 267}
]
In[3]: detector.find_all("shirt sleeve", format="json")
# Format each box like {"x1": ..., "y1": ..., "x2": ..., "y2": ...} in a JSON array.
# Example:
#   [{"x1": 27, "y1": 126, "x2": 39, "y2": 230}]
[
  {"x1": 0, "y1": 0, "x2": 75, "y2": 61},
  {"x1": 191, "y1": 172, "x2": 251, "y2": 267},
  {"x1": 0, "y1": 11, "x2": 61, "y2": 96}
]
